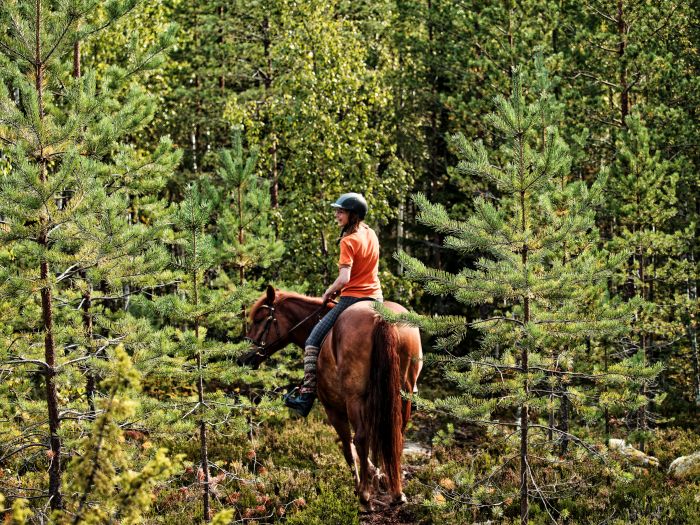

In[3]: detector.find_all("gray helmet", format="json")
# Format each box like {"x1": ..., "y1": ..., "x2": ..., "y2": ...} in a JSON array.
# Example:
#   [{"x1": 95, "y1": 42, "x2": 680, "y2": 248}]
[{"x1": 331, "y1": 193, "x2": 368, "y2": 220}]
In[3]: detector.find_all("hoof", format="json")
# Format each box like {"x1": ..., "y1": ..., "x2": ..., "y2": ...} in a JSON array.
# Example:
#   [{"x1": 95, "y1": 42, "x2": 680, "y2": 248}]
[
  {"x1": 359, "y1": 501, "x2": 375, "y2": 514},
  {"x1": 391, "y1": 492, "x2": 407, "y2": 506}
]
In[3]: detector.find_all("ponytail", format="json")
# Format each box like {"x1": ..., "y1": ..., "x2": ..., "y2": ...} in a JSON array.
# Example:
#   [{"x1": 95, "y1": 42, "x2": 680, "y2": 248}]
[{"x1": 337, "y1": 212, "x2": 361, "y2": 244}]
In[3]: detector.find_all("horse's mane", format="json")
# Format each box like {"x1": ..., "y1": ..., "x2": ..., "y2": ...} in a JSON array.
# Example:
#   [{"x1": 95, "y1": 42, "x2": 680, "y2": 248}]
[{"x1": 248, "y1": 289, "x2": 324, "y2": 321}]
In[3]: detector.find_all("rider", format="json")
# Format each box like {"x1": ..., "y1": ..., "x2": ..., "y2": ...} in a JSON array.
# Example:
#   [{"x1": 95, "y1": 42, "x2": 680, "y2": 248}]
[{"x1": 284, "y1": 192, "x2": 383, "y2": 417}]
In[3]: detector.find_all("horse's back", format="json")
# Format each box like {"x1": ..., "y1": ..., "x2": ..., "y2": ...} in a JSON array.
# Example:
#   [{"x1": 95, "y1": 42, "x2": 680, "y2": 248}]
[
  {"x1": 331, "y1": 300, "x2": 419, "y2": 358},
  {"x1": 316, "y1": 300, "x2": 422, "y2": 404}
]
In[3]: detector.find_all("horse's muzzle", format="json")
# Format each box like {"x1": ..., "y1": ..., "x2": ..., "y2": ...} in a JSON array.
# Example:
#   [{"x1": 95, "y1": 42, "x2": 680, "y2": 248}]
[{"x1": 237, "y1": 346, "x2": 264, "y2": 369}]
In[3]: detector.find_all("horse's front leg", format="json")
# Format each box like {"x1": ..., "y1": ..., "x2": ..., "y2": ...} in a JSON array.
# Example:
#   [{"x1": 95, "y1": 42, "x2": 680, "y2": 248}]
[{"x1": 368, "y1": 461, "x2": 389, "y2": 493}]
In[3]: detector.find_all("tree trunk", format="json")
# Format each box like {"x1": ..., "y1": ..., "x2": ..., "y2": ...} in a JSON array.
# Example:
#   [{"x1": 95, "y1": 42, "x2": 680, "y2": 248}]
[
  {"x1": 638, "y1": 246, "x2": 649, "y2": 450},
  {"x1": 191, "y1": 11, "x2": 201, "y2": 173},
  {"x1": 687, "y1": 264, "x2": 700, "y2": 410},
  {"x1": 82, "y1": 279, "x2": 96, "y2": 415},
  {"x1": 520, "y1": 186, "x2": 529, "y2": 525},
  {"x1": 397, "y1": 200, "x2": 405, "y2": 276},
  {"x1": 617, "y1": 0, "x2": 629, "y2": 125},
  {"x1": 193, "y1": 257, "x2": 210, "y2": 521},
  {"x1": 559, "y1": 393, "x2": 570, "y2": 455},
  {"x1": 219, "y1": 4, "x2": 225, "y2": 91},
  {"x1": 36, "y1": 0, "x2": 63, "y2": 509},
  {"x1": 426, "y1": 0, "x2": 442, "y2": 271},
  {"x1": 604, "y1": 342, "x2": 610, "y2": 435},
  {"x1": 42, "y1": 262, "x2": 63, "y2": 511},
  {"x1": 237, "y1": 183, "x2": 248, "y2": 334},
  {"x1": 261, "y1": 16, "x2": 279, "y2": 210},
  {"x1": 548, "y1": 350, "x2": 555, "y2": 443},
  {"x1": 520, "y1": 319, "x2": 529, "y2": 525},
  {"x1": 687, "y1": 319, "x2": 700, "y2": 407},
  {"x1": 320, "y1": 229, "x2": 329, "y2": 287},
  {"x1": 197, "y1": 349, "x2": 211, "y2": 522},
  {"x1": 73, "y1": 40, "x2": 80, "y2": 78}
]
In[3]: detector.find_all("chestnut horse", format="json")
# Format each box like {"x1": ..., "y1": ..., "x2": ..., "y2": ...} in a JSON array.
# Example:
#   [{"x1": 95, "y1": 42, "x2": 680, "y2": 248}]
[{"x1": 240, "y1": 286, "x2": 422, "y2": 510}]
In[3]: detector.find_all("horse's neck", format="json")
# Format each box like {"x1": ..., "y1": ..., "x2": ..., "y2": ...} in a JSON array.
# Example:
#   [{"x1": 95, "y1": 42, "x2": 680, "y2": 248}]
[{"x1": 283, "y1": 295, "x2": 326, "y2": 347}]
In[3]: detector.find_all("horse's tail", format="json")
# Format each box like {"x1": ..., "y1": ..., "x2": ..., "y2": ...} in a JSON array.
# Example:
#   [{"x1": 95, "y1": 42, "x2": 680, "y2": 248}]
[{"x1": 367, "y1": 316, "x2": 403, "y2": 494}]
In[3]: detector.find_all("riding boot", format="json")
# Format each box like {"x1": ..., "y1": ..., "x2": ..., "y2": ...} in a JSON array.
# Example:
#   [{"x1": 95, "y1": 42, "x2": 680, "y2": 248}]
[{"x1": 284, "y1": 345, "x2": 318, "y2": 417}]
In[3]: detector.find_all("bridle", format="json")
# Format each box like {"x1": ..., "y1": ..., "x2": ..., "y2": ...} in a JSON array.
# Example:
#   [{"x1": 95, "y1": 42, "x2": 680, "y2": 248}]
[
  {"x1": 245, "y1": 304, "x2": 282, "y2": 350},
  {"x1": 245, "y1": 302, "x2": 329, "y2": 355}
]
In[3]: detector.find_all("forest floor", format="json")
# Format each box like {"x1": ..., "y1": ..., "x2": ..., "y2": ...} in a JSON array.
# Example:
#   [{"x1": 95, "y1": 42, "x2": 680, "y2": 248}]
[
  {"x1": 359, "y1": 452, "x2": 429, "y2": 525},
  {"x1": 360, "y1": 502, "x2": 417, "y2": 525},
  {"x1": 360, "y1": 462, "x2": 429, "y2": 525},
  {"x1": 137, "y1": 380, "x2": 700, "y2": 524},
  {"x1": 359, "y1": 411, "x2": 485, "y2": 525}
]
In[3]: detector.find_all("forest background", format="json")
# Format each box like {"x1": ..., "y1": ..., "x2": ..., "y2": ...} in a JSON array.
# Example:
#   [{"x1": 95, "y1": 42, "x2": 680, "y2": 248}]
[{"x1": 0, "y1": 0, "x2": 699, "y2": 524}]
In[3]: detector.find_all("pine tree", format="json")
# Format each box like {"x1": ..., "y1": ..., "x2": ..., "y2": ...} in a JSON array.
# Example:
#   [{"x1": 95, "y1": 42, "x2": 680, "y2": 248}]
[
  {"x1": 557, "y1": 0, "x2": 699, "y2": 427},
  {"x1": 0, "y1": 0, "x2": 177, "y2": 513},
  {"x1": 389, "y1": 63, "x2": 657, "y2": 523},
  {"x1": 60, "y1": 346, "x2": 182, "y2": 525},
  {"x1": 142, "y1": 185, "x2": 252, "y2": 522},
  {"x1": 204, "y1": 129, "x2": 284, "y2": 336},
  {"x1": 605, "y1": 113, "x2": 685, "y2": 441}
]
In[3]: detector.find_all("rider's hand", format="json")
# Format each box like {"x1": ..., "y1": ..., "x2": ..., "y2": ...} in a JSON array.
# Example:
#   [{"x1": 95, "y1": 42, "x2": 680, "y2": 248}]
[{"x1": 322, "y1": 289, "x2": 336, "y2": 304}]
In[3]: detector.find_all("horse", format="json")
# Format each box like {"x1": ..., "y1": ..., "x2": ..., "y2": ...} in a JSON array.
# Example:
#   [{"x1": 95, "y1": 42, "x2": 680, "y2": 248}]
[{"x1": 239, "y1": 286, "x2": 423, "y2": 510}]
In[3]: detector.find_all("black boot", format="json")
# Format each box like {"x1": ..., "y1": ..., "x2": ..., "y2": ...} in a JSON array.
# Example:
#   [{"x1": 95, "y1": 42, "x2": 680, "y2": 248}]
[{"x1": 284, "y1": 389, "x2": 316, "y2": 417}]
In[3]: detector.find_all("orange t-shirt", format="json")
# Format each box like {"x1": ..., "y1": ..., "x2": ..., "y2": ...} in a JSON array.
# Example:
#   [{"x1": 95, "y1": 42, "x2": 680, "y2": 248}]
[{"x1": 338, "y1": 224, "x2": 382, "y2": 299}]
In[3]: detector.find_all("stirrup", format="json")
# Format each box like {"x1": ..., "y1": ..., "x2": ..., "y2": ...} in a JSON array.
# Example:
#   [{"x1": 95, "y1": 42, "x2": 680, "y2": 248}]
[
  {"x1": 283, "y1": 386, "x2": 300, "y2": 403},
  {"x1": 283, "y1": 387, "x2": 316, "y2": 417}
]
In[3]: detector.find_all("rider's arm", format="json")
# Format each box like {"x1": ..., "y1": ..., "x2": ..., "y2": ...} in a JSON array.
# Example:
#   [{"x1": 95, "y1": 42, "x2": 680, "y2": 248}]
[{"x1": 322, "y1": 266, "x2": 351, "y2": 304}]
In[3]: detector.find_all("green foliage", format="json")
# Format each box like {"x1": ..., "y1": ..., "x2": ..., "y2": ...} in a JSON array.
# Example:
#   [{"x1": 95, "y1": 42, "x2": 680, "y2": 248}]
[
  {"x1": 391, "y1": 61, "x2": 659, "y2": 519},
  {"x1": 55, "y1": 347, "x2": 181, "y2": 524},
  {"x1": 1, "y1": 0, "x2": 699, "y2": 522},
  {"x1": 285, "y1": 485, "x2": 359, "y2": 525},
  {"x1": 0, "y1": 494, "x2": 32, "y2": 525},
  {"x1": 204, "y1": 128, "x2": 284, "y2": 335},
  {"x1": 136, "y1": 131, "x2": 287, "y2": 518},
  {"x1": 223, "y1": 0, "x2": 410, "y2": 289}
]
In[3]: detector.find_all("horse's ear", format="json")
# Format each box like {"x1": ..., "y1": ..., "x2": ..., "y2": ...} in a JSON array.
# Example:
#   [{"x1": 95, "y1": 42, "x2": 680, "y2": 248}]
[{"x1": 266, "y1": 285, "x2": 276, "y2": 304}]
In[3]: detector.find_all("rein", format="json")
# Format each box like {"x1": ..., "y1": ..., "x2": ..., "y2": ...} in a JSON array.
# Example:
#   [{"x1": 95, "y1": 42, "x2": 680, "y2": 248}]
[{"x1": 246, "y1": 302, "x2": 329, "y2": 354}]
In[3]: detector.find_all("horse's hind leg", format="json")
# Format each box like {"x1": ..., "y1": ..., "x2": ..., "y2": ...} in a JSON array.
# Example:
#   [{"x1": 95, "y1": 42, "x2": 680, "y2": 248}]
[
  {"x1": 324, "y1": 407, "x2": 359, "y2": 491},
  {"x1": 348, "y1": 402, "x2": 374, "y2": 512}
]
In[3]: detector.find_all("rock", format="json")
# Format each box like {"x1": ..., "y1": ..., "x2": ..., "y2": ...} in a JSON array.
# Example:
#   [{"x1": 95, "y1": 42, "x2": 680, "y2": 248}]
[
  {"x1": 608, "y1": 438, "x2": 660, "y2": 468},
  {"x1": 403, "y1": 440, "x2": 431, "y2": 459},
  {"x1": 668, "y1": 451, "x2": 700, "y2": 480}
]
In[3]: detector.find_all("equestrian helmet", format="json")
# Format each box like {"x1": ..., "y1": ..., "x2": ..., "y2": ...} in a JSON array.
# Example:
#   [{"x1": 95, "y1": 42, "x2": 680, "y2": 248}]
[{"x1": 331, "y1": 193, "x2": 368, "y2": 220}]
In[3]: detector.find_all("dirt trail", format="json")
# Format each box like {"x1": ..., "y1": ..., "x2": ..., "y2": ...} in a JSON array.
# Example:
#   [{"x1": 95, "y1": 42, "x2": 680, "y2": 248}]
[{"x1": 360, "y1": 502, "x2": 416, "y2": 525}]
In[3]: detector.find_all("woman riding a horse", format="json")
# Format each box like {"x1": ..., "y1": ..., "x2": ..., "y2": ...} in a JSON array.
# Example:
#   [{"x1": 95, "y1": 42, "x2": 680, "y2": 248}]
[
  {"x1": 244, "y1": 193, "x2": 422, "y2": 509},
  {"x1": 284, "y1": 192, "x2": 383, "y2": 417}
]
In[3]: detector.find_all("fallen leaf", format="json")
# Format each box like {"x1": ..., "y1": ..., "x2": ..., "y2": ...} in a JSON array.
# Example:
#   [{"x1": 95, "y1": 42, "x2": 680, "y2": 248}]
[{"x1": 439, "y1": 478, "x2": 456, "y2": 490}]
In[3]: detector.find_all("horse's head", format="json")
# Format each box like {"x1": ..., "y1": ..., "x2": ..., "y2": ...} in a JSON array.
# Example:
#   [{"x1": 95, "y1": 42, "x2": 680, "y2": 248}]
[{"x1": 238, "y1": 285, "x2": 285, "y2": 368}]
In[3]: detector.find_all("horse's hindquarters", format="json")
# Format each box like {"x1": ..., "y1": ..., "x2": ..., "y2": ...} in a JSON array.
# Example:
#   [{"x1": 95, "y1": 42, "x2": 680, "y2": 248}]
[{"x1": 315, "y1": 301, "x2": 421, "y2": 507}]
